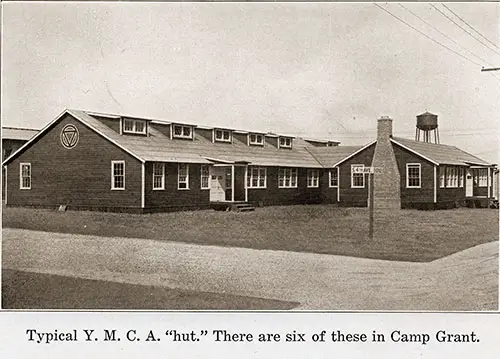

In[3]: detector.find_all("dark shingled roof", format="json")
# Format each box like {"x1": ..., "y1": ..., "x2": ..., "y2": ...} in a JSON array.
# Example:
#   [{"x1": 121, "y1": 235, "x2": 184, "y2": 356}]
[
  {"x1": 70, "y1": 110, "x2": 366, "y2": 168},
  {"x1": 391, "y1": 137, "x2": 490, "y2": 166}
]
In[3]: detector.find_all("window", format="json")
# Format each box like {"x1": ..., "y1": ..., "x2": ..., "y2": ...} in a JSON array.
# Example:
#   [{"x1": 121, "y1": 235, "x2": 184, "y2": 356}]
[
  {"x1": 329, "y1": 167, "x2": 339, "y2": 187},
  {"x1": 406, "y1": 163, "x2": 421, "y2": 188},
  {"x1": 476, "y1": 168, "x2": 488, "y2": 187},
  {"x1": 111, "y1": 161, "x2": 125, "y2": 190},
  {"x1": 152, "y1": 163, "x2": 165, "y2": 190},
  {"x1": 249, "y1": 133, "x2": 264, "y2": 146},
  {"x1": 20, "y1": 163, "x2": 31, "y2": 189},
  {"x1": 247, "y1": 166, "x2": 267, "y2": 188},
  {"x1": 439, "y1": 166, "x2": 445, "y2": 188},
  {"x1": 278, "y1": 168, "x2": 298, "y2": 188},
  {"x1": 214, "y1": 129, "x2": 232, "y2": 143},
  {"x1": 123, "y1": 119, "x2": 146, "y2": 134},
  {"x1": 173, "y1": 125, "x2": 193, "y2": 139},
  {"x1": 178, "y1": 163, "x2": 189, "y2": 189},
  {"x1": 307, "y1": 169, "x2": 319, "y2": 188},
  {"x1": 351, "y1": 164, "x2": 365, "y2": 188},
  {"x1": 458, "y1": 167, "x2": 464, "y2": 188},
  {"x1": 446, "y1": 167, "x2": 458, "y2": 188},
  {"x1": 279, "y1": 137, "x2": 292, "y2": 149},
  {"x1": 201, "y1": 165, "x2": 210, "y2": 189}
]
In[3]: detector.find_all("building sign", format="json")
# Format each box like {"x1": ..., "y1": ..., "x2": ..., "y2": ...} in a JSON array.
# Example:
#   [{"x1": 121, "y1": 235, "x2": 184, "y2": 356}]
[
  {"x1": 352, "y1": 166, "x2": 374, "y2": 174},
  {"x1": 60, "y1": 124, "x2": 79, "y2": 149}
]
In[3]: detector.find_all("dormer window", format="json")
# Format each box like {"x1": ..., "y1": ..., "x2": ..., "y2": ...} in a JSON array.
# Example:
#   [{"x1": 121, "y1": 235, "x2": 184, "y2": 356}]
[
  {"x1": 279, "y1": 137, "x2": 293, "y2": 149},
  {"x1": 214, "y1": 129, "x2": 232, "y2": 143},
  {"x1": 249, "y1": 133, "x2": 264, "y2": 146},
  {"x1": 123, "y1": 119, "x2": 147, "y2": 135},
  {"x1": 173, "y1": 124, "x2": 193, "y2": 139}
]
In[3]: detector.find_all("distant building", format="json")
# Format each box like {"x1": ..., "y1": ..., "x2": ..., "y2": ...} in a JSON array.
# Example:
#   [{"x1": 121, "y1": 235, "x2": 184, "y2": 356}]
[
  {"x1": 1, "y1": 109, "x2": 495, "y2": 212},
  {"x1": 2, "y1": 127, "x2": 39, "y2": 161},
  {"x1": 2, "y1": 126, "x2": 39, "y2": 199}
]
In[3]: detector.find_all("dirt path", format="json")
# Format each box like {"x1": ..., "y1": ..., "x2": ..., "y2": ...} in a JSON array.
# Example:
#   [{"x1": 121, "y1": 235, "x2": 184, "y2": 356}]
[{"x1": 2, "y1": 228, "x2": 497, "y2": 310}]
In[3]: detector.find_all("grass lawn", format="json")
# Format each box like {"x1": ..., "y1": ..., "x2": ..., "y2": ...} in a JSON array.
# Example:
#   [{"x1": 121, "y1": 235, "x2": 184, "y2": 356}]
[
  {"x1": 2, "y1": 269, "x2": 298, "y2": 310},
  {"x1": 3, "y1": 205, "x2": 498, "y2": 262}
]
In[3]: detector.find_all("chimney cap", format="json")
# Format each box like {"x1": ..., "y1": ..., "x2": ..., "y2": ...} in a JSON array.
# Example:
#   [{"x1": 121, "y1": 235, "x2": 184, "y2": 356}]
[{"x1": 378, "y1": 115, "x2": 392, "y2": 120}]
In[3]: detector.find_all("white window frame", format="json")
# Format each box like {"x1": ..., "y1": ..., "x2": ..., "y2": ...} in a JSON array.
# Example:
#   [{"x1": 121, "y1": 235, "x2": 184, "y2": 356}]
[
  {"x1": 439, "y1": 166, "x2": 446, "y2": 188},
  {"x1": 178, "y1": 163, "x2": 190, "y2": 190},
  {"x1": 111, "y1": 160, "x2": 125, "y2": 190},
  {"x1": 351, "y1": 164, "x2": 365, "y2": 188},
  {"x1": 278, "y1": 137, "x2": 292, "y2": 149},
  {"x1": 446, "y1": 167, "x2": 458, "y2": 188},
  {"x1": 477, "y1": 168, "x2": 488, "y2": 187},
  {"x1": 458, "y1": 167, "x2": 464, "y2": 188},
  {"x1": 19, "y1": 162, "x2": 31, "y2": 190},
  {"x1": 249, "y1": 133, "x2": 264, "y2": 146},
  {"x1": 278, "y1": 168, "x2": 298, "y2": 188},
  {"x1": 123, "y1": 119, "x2": 147, "y2": 135},
  {"x1": 247, "y1": 166, "x2": 267, "y2": 189},
  {"x1": 307, "y1": 169, "x2": 320, "y2": 188},
  {"x1": 406, "y1": 163, "x2": 421, "y2": 188},
  {"x1": 214, "y1": 129, "x2": 232, "y2": 143},
  {"x1": 172, "y1": 125, "x2": 193, "y2": 139},
  {"x1": 329, "y1": 167, "x2": 339, "y2": 188},
  {"x1": 201, "y1": 165, "x2": 210, "y2": 190},
  {"x1": 152, "y1": 162, "x2": 165, "y2": 190}
]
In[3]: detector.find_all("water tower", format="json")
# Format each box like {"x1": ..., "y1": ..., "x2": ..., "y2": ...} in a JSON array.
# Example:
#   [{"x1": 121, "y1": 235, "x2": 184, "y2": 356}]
[{"x1": 415, "y1": 111, "x2": 440, "y2": 144}]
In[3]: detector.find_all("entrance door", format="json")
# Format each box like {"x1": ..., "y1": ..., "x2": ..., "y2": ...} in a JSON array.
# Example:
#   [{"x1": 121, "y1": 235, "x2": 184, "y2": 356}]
[
  {"x1": 210, "y1": 167, "x2": 226, "y2": 202},
  {"x1": 466, "y1": 169, "x2": 473, "y2": 197}
]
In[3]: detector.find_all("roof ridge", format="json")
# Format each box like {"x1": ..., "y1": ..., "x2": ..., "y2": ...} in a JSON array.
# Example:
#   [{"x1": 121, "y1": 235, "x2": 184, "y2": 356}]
[{"x1": 2, "y1": 126, "x2": 40, "y2": 131}]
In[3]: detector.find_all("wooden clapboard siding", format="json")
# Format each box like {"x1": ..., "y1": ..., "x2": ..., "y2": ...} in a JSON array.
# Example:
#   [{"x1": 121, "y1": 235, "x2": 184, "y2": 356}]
[
  {"x1": 392, "y1": 143, "x2": 435, "y2": 206},
  {"x1": 337, "y1": 143, "x2": 376, "y2": 207},
  {"x1": 247, "y1": 167, "x2": 321, "y2": 206},
  {"x1": 144, "y1": 162, "x2": 210, "y2": 210},
  {"x1": 6, "y1": 114, "x2": 142, "y2": 209}
]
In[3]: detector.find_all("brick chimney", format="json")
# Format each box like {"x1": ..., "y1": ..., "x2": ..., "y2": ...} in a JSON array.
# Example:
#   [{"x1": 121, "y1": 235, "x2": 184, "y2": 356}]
[{"x1": 371, "y1": 116, "x2": 401, "y2": 210}]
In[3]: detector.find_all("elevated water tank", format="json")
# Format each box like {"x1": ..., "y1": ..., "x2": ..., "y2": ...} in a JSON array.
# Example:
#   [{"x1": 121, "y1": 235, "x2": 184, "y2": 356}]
[
  {"x1": 415, "y1": 111, "x2": 440, "y2": 143},
  {"x1": 416, "y1": 111, "x2": 438, "y2": 131}
]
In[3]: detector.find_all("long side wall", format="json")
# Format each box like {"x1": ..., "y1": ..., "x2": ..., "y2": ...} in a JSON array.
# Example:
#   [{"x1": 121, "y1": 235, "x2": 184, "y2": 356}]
[
  {"x1": 6, "y1": 114, "x2": 143, "y2": 211},
  {"x1": 247, "y1": 167, "x2": 322, "y2": 206},
  {"x1": 144, "y1": 162, "x2": 210, "y2": 211}
]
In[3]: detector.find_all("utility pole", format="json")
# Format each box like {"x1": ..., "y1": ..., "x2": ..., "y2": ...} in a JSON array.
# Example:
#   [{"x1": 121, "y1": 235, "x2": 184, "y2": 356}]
[{"x1": 481, "y1": 67, "x2": 500, "y2": 72}]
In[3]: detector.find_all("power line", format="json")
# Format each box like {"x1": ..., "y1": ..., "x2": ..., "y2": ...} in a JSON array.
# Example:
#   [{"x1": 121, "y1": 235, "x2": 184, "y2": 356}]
[
  {"x1": 398, "y1": 4, "x2": 494, "y2": 67},
  {"x1": 442, "y1": 4, "x2": 500, "y2": 52},
  {"x1": 373, "y1": 3, "x2": 483, "y2": 68},
  {"x1": 430, "y1": 4, "x2": 500, "y2": 57}
]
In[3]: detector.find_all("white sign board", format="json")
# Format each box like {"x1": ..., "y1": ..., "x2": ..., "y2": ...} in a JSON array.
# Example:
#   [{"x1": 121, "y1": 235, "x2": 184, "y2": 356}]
[{"x1": 352, "y1": 166, "x2": 374, "y2": 174}]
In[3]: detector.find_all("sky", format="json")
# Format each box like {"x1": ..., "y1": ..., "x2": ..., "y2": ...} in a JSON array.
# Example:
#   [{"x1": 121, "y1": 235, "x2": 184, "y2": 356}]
[{"x1": 2, "y1": 2, "x2": 499, "y2": 163}]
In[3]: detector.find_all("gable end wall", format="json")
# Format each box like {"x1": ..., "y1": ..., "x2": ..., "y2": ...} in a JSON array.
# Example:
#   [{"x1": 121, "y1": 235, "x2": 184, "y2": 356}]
[{"x1": 6, "y1": 114, "x2": 142, "y2": 210}]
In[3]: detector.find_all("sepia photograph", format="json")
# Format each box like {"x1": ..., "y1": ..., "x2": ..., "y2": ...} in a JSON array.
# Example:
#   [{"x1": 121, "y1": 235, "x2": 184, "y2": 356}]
[{"x1": 1, "y1": 2, "x2": 499, "y2": 311}]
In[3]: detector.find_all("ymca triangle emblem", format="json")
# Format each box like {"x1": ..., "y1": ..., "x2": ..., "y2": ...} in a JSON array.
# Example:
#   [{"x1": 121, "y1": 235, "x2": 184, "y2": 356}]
[{"x1": 60, "y1": 124, "x2": 79, "y2": 149}]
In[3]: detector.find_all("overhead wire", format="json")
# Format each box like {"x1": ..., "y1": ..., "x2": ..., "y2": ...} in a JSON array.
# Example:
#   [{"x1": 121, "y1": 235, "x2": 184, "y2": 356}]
[
  {"x1": 442, "y1": 3, "x2": 500, "y2": 52},
  {"x1": 373, "y1": 3, "x2": 483, "y2": 68},
  {"x1": 430, "y1": 4, "x2": 500, "y2": 57},
  {"x1": 398, "y1": 4, "x2": 494, "y2": 67}
]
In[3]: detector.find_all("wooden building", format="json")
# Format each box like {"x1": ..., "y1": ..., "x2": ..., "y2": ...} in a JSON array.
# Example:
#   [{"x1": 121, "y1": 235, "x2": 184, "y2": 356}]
[{"x1": 2, "y1": 109, "x2": 495, "y2": 212}]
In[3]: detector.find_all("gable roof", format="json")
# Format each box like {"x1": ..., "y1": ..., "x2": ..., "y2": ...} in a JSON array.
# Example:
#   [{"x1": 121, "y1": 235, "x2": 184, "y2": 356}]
[
  {"x1": 391, "y1": 137, "x2": 490, "y2": 166},
  {"x1": 307, "y1": 141, "x2": 376, "y2": 168},
  {"x1": 3, "y1": 109, "x2": 365, "y2": 168},
  {"x1": 2, "y1": 127, "x2": 40, "y2": 141}
]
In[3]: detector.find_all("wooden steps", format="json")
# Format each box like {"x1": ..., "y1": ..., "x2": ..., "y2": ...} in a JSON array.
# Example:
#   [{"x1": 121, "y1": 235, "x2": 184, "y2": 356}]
[
  {"x1": 230, "y1": 203, "x2": 255, "y2": 212},
  {"x1": 210, "y1": 202, "x2": 255, "y2": 212}
]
